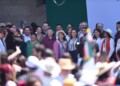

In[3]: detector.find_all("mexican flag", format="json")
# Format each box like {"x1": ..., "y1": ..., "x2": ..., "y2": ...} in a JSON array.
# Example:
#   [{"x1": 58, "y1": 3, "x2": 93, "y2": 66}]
[
  {"x1": 83, "y1": 28, "x2": 95, "y2": 70},
  {"x1": 83, "y1": 29, "x2": 94, "y2": 61}
]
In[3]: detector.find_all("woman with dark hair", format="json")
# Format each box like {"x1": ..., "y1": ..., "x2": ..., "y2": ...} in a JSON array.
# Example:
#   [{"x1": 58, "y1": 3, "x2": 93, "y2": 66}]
[
  {"x1": 31, "y1": 22, "x2": 38, "y2": 34},
  {"x1": 26, "y1": 33, "x2": 40, "y2": 57},
  {"x1": 101, "y1": 29, "x2": 115, "y2": 61},
  {"x1": 53, "y1": 31, "x2": 67, "y2": 60},
  {"x1": 93, "y1": 29, "x2": 103, "y2": 52},
  {"x1": 95, "y1": 23, "x2": 105, "y2": 38},
  {"x1": 68, "y1": 29, "x2": 79, "y2": 63},
  {"x1": 13, "y1": 29, "x2": 26, "y2": 56},
  {"x1": 66, "y1": 27, "x2": 72, "y2": 42},
  {"x1": 36, "y1": 26, "x2": 45, "y2": 43}
]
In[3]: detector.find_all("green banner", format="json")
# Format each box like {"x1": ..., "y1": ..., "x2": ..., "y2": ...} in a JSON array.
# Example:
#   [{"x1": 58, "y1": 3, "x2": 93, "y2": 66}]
[{"x1": 46, "y1": 0, "x2": 88, "y2": 31}]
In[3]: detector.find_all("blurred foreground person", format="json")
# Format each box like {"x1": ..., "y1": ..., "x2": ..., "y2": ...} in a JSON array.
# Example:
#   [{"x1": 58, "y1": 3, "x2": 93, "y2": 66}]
[
  {"x1": 0, "y1": 64, "x2": 16, "y2": 86},
  {"x1": 55, "y1": 58, "x2": 76, "y2": 85},
  {"x1": 17, "y1": 56, "x2": 41, "y2": 82},
  {"x1": 39, "y1": 57, "x2": 61, "y2": 86},
  {"x1": 96, "y1": 62, "x2": 116, "y2": 86},
  {"x1": 26, "y1": 77, "x2": 42, "y2": 86}
]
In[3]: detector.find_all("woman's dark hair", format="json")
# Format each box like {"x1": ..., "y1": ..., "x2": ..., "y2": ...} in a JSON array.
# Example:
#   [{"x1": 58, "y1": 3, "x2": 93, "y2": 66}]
[
  {"x1": 14, "y1": 29, "x2": 23, "y2": 40},
  {"x1": 66, "y1": 27, "x2": 73, "y2": 35},
  {"x1": 26, "y1": 77, "x2": 42, "y2": 86},
  {"x1": 31, "y1": 22, "x2": 38, "y2": 33},
  {"x1": 93, "y1": 42, "x2": 99, "y2": 53},
  {"x1": 93, "y1": 29, "x2": 102, "y2": 39},
  {"x1": 36, "y1": 26, "x2": 44, "y2": 34},
  {"x1": 71, "y1": 29, "x2": 78, "y2": 39},
  {"x1": 58, "y1": 32, "x2": 66, "y2": 41},
  {"x1": 6, "y1": 25, "x2": 12, "y2": 28},
  {"x1": 31, "y1": 33, "x2": 37, "y2": 38}
]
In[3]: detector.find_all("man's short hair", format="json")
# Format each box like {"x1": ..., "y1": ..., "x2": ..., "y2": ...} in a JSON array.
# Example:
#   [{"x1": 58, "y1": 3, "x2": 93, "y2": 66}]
[{"x1": 23, "y1": 26, "x2": 31, "y2": 31}]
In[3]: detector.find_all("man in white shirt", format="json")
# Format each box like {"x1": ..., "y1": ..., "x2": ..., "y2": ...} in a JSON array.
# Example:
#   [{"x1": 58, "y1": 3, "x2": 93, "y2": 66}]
[
  {"x1": 22, "y1": 26, "x2": 31, "y2": 43},
  {"x1": 78, "y1": 22, "x2": 88, "y2": 39}
]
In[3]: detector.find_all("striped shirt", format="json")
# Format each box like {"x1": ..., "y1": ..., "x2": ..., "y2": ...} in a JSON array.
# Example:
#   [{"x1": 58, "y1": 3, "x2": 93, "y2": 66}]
[{"x1": 68, "y1": 38, "x2": 78, "y2": 51}]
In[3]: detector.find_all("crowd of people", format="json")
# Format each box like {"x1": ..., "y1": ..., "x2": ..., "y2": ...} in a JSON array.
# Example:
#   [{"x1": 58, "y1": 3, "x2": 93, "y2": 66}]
[{"x1": 0, "y1": 21, "x2": 120, "y2": 86}]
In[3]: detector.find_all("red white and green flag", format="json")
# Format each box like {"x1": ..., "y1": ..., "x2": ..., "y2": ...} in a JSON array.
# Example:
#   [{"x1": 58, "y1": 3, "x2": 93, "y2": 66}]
[{"x1": 83, "y1": 28, "x2": 95, "y2": 70}]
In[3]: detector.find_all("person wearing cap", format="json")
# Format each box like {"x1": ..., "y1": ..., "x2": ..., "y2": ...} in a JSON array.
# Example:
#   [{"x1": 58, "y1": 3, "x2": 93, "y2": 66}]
[
  {"x1": 0, "y1": 23, "x2": 6, "y2": 30},
  {"x1": 0, "y1": 64, "x2": 16, "y2": 86},
  {"x1": 101, "y1": 29, "x2": 115, "y2": 61},
  {"x1": 55, "y1": 58, "x2": 76, "y2": 84}
]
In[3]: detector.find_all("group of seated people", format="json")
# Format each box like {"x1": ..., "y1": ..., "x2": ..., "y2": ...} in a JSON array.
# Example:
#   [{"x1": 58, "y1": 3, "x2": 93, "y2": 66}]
[{"x1": 0, "y1": 21, "x2": 120, "y2": 86}]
